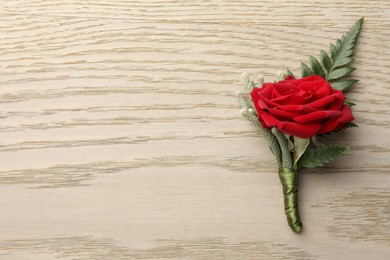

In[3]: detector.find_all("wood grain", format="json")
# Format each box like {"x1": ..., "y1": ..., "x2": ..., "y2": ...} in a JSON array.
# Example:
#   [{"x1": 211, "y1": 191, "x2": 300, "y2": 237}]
[{"x1": 1, "y1": 0, "x2": 390, "y2": 259}]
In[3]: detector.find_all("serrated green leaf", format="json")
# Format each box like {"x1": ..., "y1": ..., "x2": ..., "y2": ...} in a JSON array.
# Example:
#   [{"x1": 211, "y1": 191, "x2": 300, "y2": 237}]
[
  {"x1": 328, "y1": 67, "x2": 356, "y2": 81},
  {"x1": 320, "y1": 50, "x2": 332, "y2": 72},
  {"x1": 331, "y1": 79, "x2": 359, "y2": 91},
  {"x1": 302, "y1": 18, "x2": 363, "y2": 91},
  {"x1": 344, "y1": 100, "x2": 356, "y2": 107},
  {"x1": 334, "y1": 57, "x2": 354, "y2": 68},
  {"x1": 278, "y1": 69, "x2": 294, "y2": 80},
  {"x1": 301, "y1": 62, "x2": 312, "y2": 77},
  {"x1": 286, "y1": 68, "x2": 294, "y2": 77},
  {"x1": 338, "y1": 49, "x2": 354, "y2": 60},
  {"x1": 299, "y1": 145, "x2": 349, "y2": 168},
  {"x1": 325, "y1": 18, "x2": 363, "y2": 84},
  {"x1": 309, "y1": 56, "x2": 326, "y2": 78},
  {"x1": 345, "y1": 122, "x2": 358, "y2": 128},
  {"x1": 336, "y1": 39, "x2": 342, "y2": 50},
  {"x1": 330, "y1": 43, "x2": 337, "y2": 60}
]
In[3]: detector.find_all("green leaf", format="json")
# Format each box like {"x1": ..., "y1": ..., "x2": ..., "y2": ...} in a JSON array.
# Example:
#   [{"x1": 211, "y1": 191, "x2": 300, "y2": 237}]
[
  {"x1": 344, "y1": 100, "x2": 356, "y2": 107},
  {"x1": 301, "y1": 62, "x2": 312, "y2": 77},
  {"x1": 328, "y1": 67, "x2": 356, "y2": 81},
  {"x1": 337, "y1": 49, "x2": 354, "y2": 60},
  {"x1": 330, "y1": 79, "x2": 359, "y2": 91},
  {"x1": 320, "y1": 50, "x2": 332, "y2": 72},
  {"x1": 292, "y1": 136, "x2": 310, "y2": 167},
  {"x1": 302, "y1": 17, "x2": 363, "y2": 92},
  {"x1": 326, "y1": 17, "x2": 363, "y2": 84},
  {"x1": 335, "y1": 39, "x2": 342, "y2": 51},
  {"x1": 309, "y1": 56, "x2": 326, "y2": 78},
  {"x1": 333, "y1": 57, "x2": 354, "y2": 68},
  {"x1": 285, "y1": 68, "x2": 294, "y2": 77},
  {"x1": 344, "y1": 122, "x2": 358, "y2": 128},
  {"x1": 278, "y1": 69, "x2": 294, "y2": 80},
  {"x1": 329, "y1": 43, "x2": 337, "y2": 61},
  {"x1": 299, "y1": 145, "x2": 349, "y2": 168}
]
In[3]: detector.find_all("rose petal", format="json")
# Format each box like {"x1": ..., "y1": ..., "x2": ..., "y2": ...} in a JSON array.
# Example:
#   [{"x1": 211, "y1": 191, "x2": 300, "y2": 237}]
[
  {"x1": 326, "y1": 91, "x2": 345, "y2": 110},
  {"x1": 293, "y1": 110, "x2": 342, "y2": 124},
  {"x1": 303, "y1": 105, "x2": 319, "y2": 113},
  {"x1": 318, "y1": 119, "x2": 340, "y2": 134},
  {"x1": 250, "y1": 89, "x2": 261, "y2": 113},
  {"x1": 338, "y1": 105, "x2": 355, "y2": 123},
  {"x1": 274, "y1": 82, "x2": 295, "y2": 95},
  {"x1": 271, "y1": 86, "x2": 280, "y2": 99},
  {"x1": 269, "y1": 108, "x2": 301, "y2": 119},
  {"x1": 261, "y1": 83, "x2": 273, "y2": 97},
  {"x1": 297, "y1": 80, "x2": 327, "y2": 92},
  {"x1": 257, "y1": 115, "x2": 268, "y2": 128},
  {"x1": 259, "y1": 111, "x2": 280, "y2": 128},
  {"x1": 306, "y1": 94, "x2": 337, "y2": 108},
  {"x1": 282, "y1": 75, "x2": 295, "y2": 81},
  {"x1": 257, "y1": 98, "x2": 270, "y2": 110},
  {"x1": 277, "y1": 121, "x2": 321, "y2": 138},
  {"x1": 291, "y1": 75, "x2": 322, "y2": 85},
  {"x1": 317, "y1": 106, "x2": 354, "y2": 133},
  {"x1": 314, "y1": 82, "x2": 331, "y2": 97},
  {"x1": 277, "y1": 104, "x2": 305, "y2": 111},
  {"x1": 261, "y1": 97, "x2": 279, "y2": 108},
  {"x1": 273, "y1": 94, "x2": 306, "y2": 105}
]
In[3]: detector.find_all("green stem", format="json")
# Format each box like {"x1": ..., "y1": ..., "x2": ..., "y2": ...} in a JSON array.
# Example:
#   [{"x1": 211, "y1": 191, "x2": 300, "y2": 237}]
[{"x1": 278, "y1": 167, "x2": 302, "y2": 233}]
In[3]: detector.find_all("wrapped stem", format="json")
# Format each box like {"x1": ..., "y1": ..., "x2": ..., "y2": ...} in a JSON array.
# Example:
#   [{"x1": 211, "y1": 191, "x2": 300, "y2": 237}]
[{"x1": 278, "y1": 167, "x2": 302, "y2": 233}]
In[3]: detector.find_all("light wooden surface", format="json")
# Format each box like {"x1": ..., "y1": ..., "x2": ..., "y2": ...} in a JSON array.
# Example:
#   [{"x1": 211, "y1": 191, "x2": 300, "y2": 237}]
[{"x1": 1, "y1": 1, "x2": 390, "y2": 259}]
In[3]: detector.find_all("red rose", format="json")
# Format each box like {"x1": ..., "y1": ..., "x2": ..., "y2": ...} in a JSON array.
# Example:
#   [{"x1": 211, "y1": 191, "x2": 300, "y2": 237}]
[{"x1": 250, "y1": 75, "x2": 354, "y2": 138}]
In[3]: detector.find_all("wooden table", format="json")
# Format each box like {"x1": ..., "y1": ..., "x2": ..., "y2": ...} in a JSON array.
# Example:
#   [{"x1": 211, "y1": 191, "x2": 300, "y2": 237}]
[{"x1": 1, "y1": 1, "x2": 389, "y2": 259}]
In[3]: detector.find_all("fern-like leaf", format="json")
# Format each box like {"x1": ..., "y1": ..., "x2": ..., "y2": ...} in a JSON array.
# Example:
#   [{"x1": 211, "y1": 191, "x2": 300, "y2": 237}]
[
  {"x1": 299, "y1": 145, "x2": 349, "y2": 168},
  {"x1": 285, "y1": 68, "x2": 294, "y2": 77},
  {"x1": 328, "y1": 67, "x2": 356, "y2": 81},
  {"x1": 344, "y1": 100, "x2": 356, "y2": 107},
  {"x1": 301, "y1": 17, "x2": 364, "y2": 92},
  {"x1": 309, "y1": 56, "x2": 326, "y2": 79},
  {"x1": 330, "y1": 79, "x2": 359, "y2": 91},
  {"x1": 300, "y1": 62, "x2": 312, "y2": 77},
  {"x1": 320, "y1": 50, "x2": 332, "y2": 72}
]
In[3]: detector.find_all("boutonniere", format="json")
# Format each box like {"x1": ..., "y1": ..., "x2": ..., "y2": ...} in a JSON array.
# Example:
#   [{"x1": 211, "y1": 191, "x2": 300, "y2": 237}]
[{"x1": 237, "y1": 18, "x2": 364, "y2": 232}]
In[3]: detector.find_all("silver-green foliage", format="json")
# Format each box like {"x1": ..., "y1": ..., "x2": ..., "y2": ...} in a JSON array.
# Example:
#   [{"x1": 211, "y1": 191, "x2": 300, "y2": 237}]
[{"x1": 237, "y1": 76, "x2": 283, "y2": 168}]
